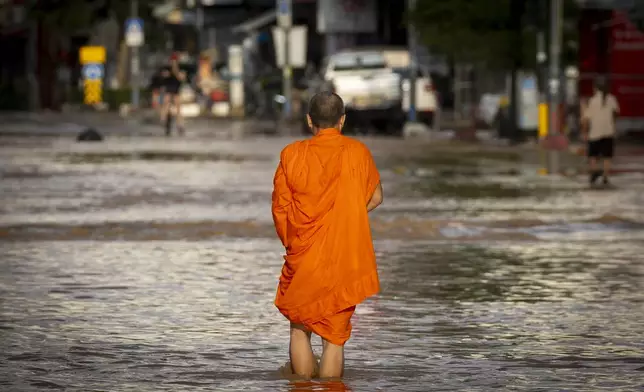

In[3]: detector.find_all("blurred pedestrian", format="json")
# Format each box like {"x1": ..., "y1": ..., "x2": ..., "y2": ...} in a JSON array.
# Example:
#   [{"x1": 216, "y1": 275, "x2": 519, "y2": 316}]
[
  {"x1": 149, "y1": 68, "x2": 166, "y2": 115},
  {"x1": 581, "y1": 77, "x2": 620, "y2": 186},
  {"x1": 160, "y1": 53, "x2": 187, "y2": 136},
  {"x1": 271, "y1": 92, "x2": 383, "y2": 379}
]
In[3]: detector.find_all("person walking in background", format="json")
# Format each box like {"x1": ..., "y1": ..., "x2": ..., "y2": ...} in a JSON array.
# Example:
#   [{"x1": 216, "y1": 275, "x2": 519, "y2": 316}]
[
  {"x1": 271, "y1": 92, "x2": 383, "y2": 379},
  {"x1": 581, "y1": 77, "x2": 620, "y2": 186},
  {"x1": 160, "y1": 54, "x2": 186, "y2": 136}
]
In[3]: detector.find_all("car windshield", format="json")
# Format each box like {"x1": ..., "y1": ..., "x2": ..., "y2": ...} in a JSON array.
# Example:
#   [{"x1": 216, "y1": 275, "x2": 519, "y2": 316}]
[
  {"x1": 392, "y1": 67, "x2": 424, "y2": 78},
  {"x1": 332, "y1": 52, "x2": 387, "y2": 71}
]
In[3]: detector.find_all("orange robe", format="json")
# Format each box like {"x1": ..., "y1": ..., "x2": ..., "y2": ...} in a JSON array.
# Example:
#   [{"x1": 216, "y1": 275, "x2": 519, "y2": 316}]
[{"x1": 271, "y1": 128, "x2": 380, "y2": 346}]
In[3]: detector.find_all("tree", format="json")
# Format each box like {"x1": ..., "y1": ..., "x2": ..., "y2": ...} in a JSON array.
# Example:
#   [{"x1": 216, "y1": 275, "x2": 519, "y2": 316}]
[
  {"x1": 28, "y1": 0, "x2": 163, "y2": 43},
  {"x1": 409, "y1": 0, "x2": 579, "y2": 140},
  {"x1": 410, "y1": 0, "x2": 579, "y2": 68}
]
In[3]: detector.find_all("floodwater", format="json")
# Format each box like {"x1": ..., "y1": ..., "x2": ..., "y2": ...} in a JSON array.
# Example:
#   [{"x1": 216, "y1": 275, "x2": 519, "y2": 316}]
[{"x1": 1, "y1": 136, "x2": 644, "y2": 391}]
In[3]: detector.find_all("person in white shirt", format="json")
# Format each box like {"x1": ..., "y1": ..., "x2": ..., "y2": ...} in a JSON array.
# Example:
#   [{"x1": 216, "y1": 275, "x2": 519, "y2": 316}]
[{"x1": 581, "y1": 77, "x2": 620, "y2": 186}]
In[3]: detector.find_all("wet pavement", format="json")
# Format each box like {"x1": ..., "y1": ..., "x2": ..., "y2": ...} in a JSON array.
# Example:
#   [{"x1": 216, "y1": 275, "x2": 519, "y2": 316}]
[{"x1": 1, "y1": 129, "x2": 644, "y2": 391}]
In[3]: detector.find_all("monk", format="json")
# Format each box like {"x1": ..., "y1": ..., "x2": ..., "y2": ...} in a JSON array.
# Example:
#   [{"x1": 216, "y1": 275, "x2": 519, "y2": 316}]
[{"x1": 272, "y1": 92, "x2": 383, "y2": 379}]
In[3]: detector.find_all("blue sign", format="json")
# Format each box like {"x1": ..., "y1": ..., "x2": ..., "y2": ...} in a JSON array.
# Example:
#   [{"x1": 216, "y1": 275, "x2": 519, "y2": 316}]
[
  {"x1": 522, "y1": 77, "x2": 536, "y2": 90},
  {"x1": 125, "y1": 18, "x2": 143, "y2": 34},
  {"x1": 258, "y1": 32, "x2": 270, "y2": 43},
  {"x1": 278, "y1": 0, "x2": 290, "y2": 15},
  {"x1": 82, "y1": 64, "x2": 104, "y2": 80},
  {"x1": 125, "y1": 18, "x2": 144, "y2": 47}
]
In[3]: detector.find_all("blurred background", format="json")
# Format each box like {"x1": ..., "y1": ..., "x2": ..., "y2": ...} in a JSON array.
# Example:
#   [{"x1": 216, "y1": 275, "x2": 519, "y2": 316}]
[
  {"x1": 0, "y1": 0, "x2": 642, "y2": 140},
  {"x1": 2, "y1": 2, "x2": 644, "y2": 391}
]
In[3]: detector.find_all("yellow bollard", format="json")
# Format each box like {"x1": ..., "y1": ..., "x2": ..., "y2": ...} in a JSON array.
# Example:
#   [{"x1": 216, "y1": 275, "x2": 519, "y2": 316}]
[
  {"x1": 538, "y1": 103, "x2": 548, "y2": 139},
  {"x1": 79, "y1": 46, "x2": 106, "y2": 106},
  {"x1": 79, "y1": 46, "x2": 106, "y2": 65},
  {"x1": 538, "y1": 103, "x2": 549, "y2": 174},
  {"x1": 83, "y1": 80, "x2": 103, "y2": 105}
]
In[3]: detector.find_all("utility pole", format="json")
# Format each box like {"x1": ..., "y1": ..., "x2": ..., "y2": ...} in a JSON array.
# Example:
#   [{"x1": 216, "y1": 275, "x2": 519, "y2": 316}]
[
  {"x1": 27, "y1": 0, "x2": 39, "y2": 111},
  {"x1": 196, "y1": 1, "x2": 204, "y2": 53},
  {"x1": 277, "y1": 0, "x2": 292, "y2": 119},
  {"x1": 548, "y1": 0, "x2": 563, "y2": 174},
  {"x1": 130, "y1": 0, "x2": 140, "y2": 109},
  {"x1": 408, "y1": 0, "x2": 417, "y2": 122},
  {"x1": 537, "y1": 32, "x2": 547, "y2": 105}
]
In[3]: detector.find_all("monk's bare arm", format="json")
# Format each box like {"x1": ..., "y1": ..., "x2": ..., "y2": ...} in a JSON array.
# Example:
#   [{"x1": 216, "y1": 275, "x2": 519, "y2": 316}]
[{"x1": 367, "y1": 182, "x2": 383, "y2": 212}]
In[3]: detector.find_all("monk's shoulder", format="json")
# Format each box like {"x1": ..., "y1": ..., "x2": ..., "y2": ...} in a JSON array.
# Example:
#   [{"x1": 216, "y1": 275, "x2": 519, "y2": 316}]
[
  {"x1": 342, "y1": 136, "x2": 373, "y2": 158},
  {"x1": 279, "y1": 140, "x2": 305, "y2": 162}
]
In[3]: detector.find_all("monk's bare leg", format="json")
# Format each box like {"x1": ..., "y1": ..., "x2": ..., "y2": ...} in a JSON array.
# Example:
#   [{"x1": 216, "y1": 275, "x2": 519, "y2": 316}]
[
  {"x1": 319, "y1": 339, "x2": 344, "y2": 378},
  {"x1": 289, "y1": 323, "x2": 317, "y2": 378}
]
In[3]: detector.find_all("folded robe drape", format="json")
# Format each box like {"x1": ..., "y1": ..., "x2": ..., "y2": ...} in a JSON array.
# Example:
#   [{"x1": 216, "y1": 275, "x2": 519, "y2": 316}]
[{"x1": 272, "y1": 128, "x2": 380, "y2": 345}]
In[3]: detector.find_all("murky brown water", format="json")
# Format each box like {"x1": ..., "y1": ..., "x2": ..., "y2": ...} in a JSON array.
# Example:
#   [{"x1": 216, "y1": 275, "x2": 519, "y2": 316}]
[{"x1": 1, "y1": 137, "x2": 644, "y2": 391}]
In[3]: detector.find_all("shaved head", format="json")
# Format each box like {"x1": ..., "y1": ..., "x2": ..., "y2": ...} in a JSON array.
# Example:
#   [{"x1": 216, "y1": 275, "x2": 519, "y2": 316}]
[{"x1": 308, "y1": 92, "x2": 345, "y2": 129}]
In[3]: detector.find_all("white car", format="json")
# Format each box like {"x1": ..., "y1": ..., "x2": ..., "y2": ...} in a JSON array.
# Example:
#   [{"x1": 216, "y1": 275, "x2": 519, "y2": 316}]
[
  {"x1": 381, "y1": 47, "x2": 439, "y2": 126},
  {"x1": 321, "y1": 50, "x2": 405, "y2": 133},
  {"x1": 397, "y1": 66, "x2": 438, "y2": 126}
]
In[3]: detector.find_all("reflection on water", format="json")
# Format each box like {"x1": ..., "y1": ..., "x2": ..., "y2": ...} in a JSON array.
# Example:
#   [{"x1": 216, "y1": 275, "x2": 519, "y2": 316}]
[
  {"x1": 288, "y1": 380, "x2": 352, "y2": 391},
  {"x1": 1, "y1": 240, "x2": 643, "y2": 391},
  {"x1": 2, "y1": 139, "x2": 644, "y2": 390}
]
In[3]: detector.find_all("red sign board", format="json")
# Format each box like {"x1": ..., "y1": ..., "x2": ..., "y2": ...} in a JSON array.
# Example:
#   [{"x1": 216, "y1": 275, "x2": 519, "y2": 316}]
[{"x1": 579, "y1": 9, "x2": 644, "y2": 129}]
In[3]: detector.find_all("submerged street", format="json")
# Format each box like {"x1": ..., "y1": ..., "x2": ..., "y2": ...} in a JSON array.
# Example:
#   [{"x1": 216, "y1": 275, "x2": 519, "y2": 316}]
[{"x1": 1, "y1": 129, "x2": 643, "y2": 391}]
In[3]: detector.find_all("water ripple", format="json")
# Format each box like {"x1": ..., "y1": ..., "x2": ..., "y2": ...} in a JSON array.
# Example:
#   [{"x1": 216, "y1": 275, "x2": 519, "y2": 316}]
[{"x1": 1, "y1": 240, "x2": 643, "y2": 391}]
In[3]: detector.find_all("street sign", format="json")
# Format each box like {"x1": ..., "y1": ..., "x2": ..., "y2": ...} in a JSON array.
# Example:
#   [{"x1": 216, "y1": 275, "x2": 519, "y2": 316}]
[
  {"x1": 518, "y1": 72, "x2": 539, "y2": 131},
  {"x1": 277, "y1": 0, "x2": 292, "y2": 28},
  {"x1": 79, "y1": 46, "x2": 106, "y2": 65},
  {"x1": 83, "y1": 80, "x2": 103, "y2": 104},
  {"x1": 272, "y1": 26, "x2": 308, "y2": 68},
  {"x1": 82, "y1": 64, "x2": 104, "y2": 80},
  {"x1": 125, "y1": 18, "x2": 144, "y2": 47}
]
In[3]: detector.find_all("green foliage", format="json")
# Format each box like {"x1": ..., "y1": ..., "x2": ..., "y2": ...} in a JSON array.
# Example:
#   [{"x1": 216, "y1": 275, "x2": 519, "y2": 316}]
[
  {"x1": 410, "y1": 0, "x2": 580, "y2": 68},
  {"x1": 28, "y1": 0, "x2": 161, "y2": 35},
  {"x1": 410, "y1": 0, "x2": 514, "y2": 66},
  {"x1": 0, "y1": 85, "x2": 28, "y2": 111},
  {"x1": 29, "y1": 0, "x2": 94, "y2": 34}
]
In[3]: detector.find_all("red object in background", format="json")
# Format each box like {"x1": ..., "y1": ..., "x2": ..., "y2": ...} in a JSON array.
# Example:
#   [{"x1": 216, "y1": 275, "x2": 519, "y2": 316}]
[
  {"x1": 609, "y1": 11, "x2": 644, "y2": 123},
  {"x1": 578, "y1": 9, "x2": 644, "y2": 132},
  {"x1": 542, "y1": 103, "x2": 569, "y2": 151},
  {"x1": 541, "y1": 134, "x2": 569, "y2": 151},
  {"x1": 210, "y1": 90, "x2": 228, "y2": 102},
  {"x1": 58, "y1": 50, "x2": 69, "y2": 65}
]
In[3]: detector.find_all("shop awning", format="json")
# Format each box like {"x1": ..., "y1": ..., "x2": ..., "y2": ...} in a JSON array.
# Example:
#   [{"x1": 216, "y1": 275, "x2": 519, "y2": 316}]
[{"x1": 231, "y1": 10, "x2": 276, "y2": 34}]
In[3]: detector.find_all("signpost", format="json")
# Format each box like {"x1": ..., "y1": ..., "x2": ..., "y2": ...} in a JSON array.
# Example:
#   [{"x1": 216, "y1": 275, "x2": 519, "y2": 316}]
[
  {"x1": 79, "y1": 46, "x2": 106, "y2": 106},
  {"x1": 125, "y1": 1, "x2": 143, "y2": 109},
  {"x1": 228, "y1": 45, "x2": 244, "y2": 118},
  {"x1": 277, "y1": 0, "x2": 292, "y2": 119},
  {"x1": 408, "y1": 0, "x2": 417, "y2": 122},
  {"x1": 518, "y1": 73, "x2": 539, "y2": 131},
  {"x1": 125, "y1": 18, "x2": 144, "y2": 47},
  {"x1": 548, "y1": 0, "x2": 563, "y2": 174},
  {"x1": 271, "y1": 26, "x2": 307, "y2": 69}
]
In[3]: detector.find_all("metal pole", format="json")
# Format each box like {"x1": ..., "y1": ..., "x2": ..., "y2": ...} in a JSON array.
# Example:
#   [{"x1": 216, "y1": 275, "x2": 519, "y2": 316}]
[
  {"x1": 282, "y1": 0, "x2": 292, "y2": 119},
  {"x1": 548, "y1": 0, "x2": 563, "y2": 174},
  {"x1": 196, "y1": 2, "x2": 204, "y2": 53},
  {"x1": 408, "y1": 0, "x2": 417, "y2": 122},
  {"x1": 131, "y1": 0, "x2": 140, "y2": 109},
  {"x1": 537, "y1": 32, "x2": 546, "y2": 98},
  {"x1": 27, "y1": 0, "x2": 40, "y2": 111}
]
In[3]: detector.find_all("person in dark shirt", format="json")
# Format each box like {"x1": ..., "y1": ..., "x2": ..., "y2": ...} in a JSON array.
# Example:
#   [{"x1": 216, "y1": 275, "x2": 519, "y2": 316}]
[
  {"x1": 160, "y1": 54, "x2": 186, "y2": 136},
  {"x1": 149, "y1": 67, "x2": 167, "y2": 113}
]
